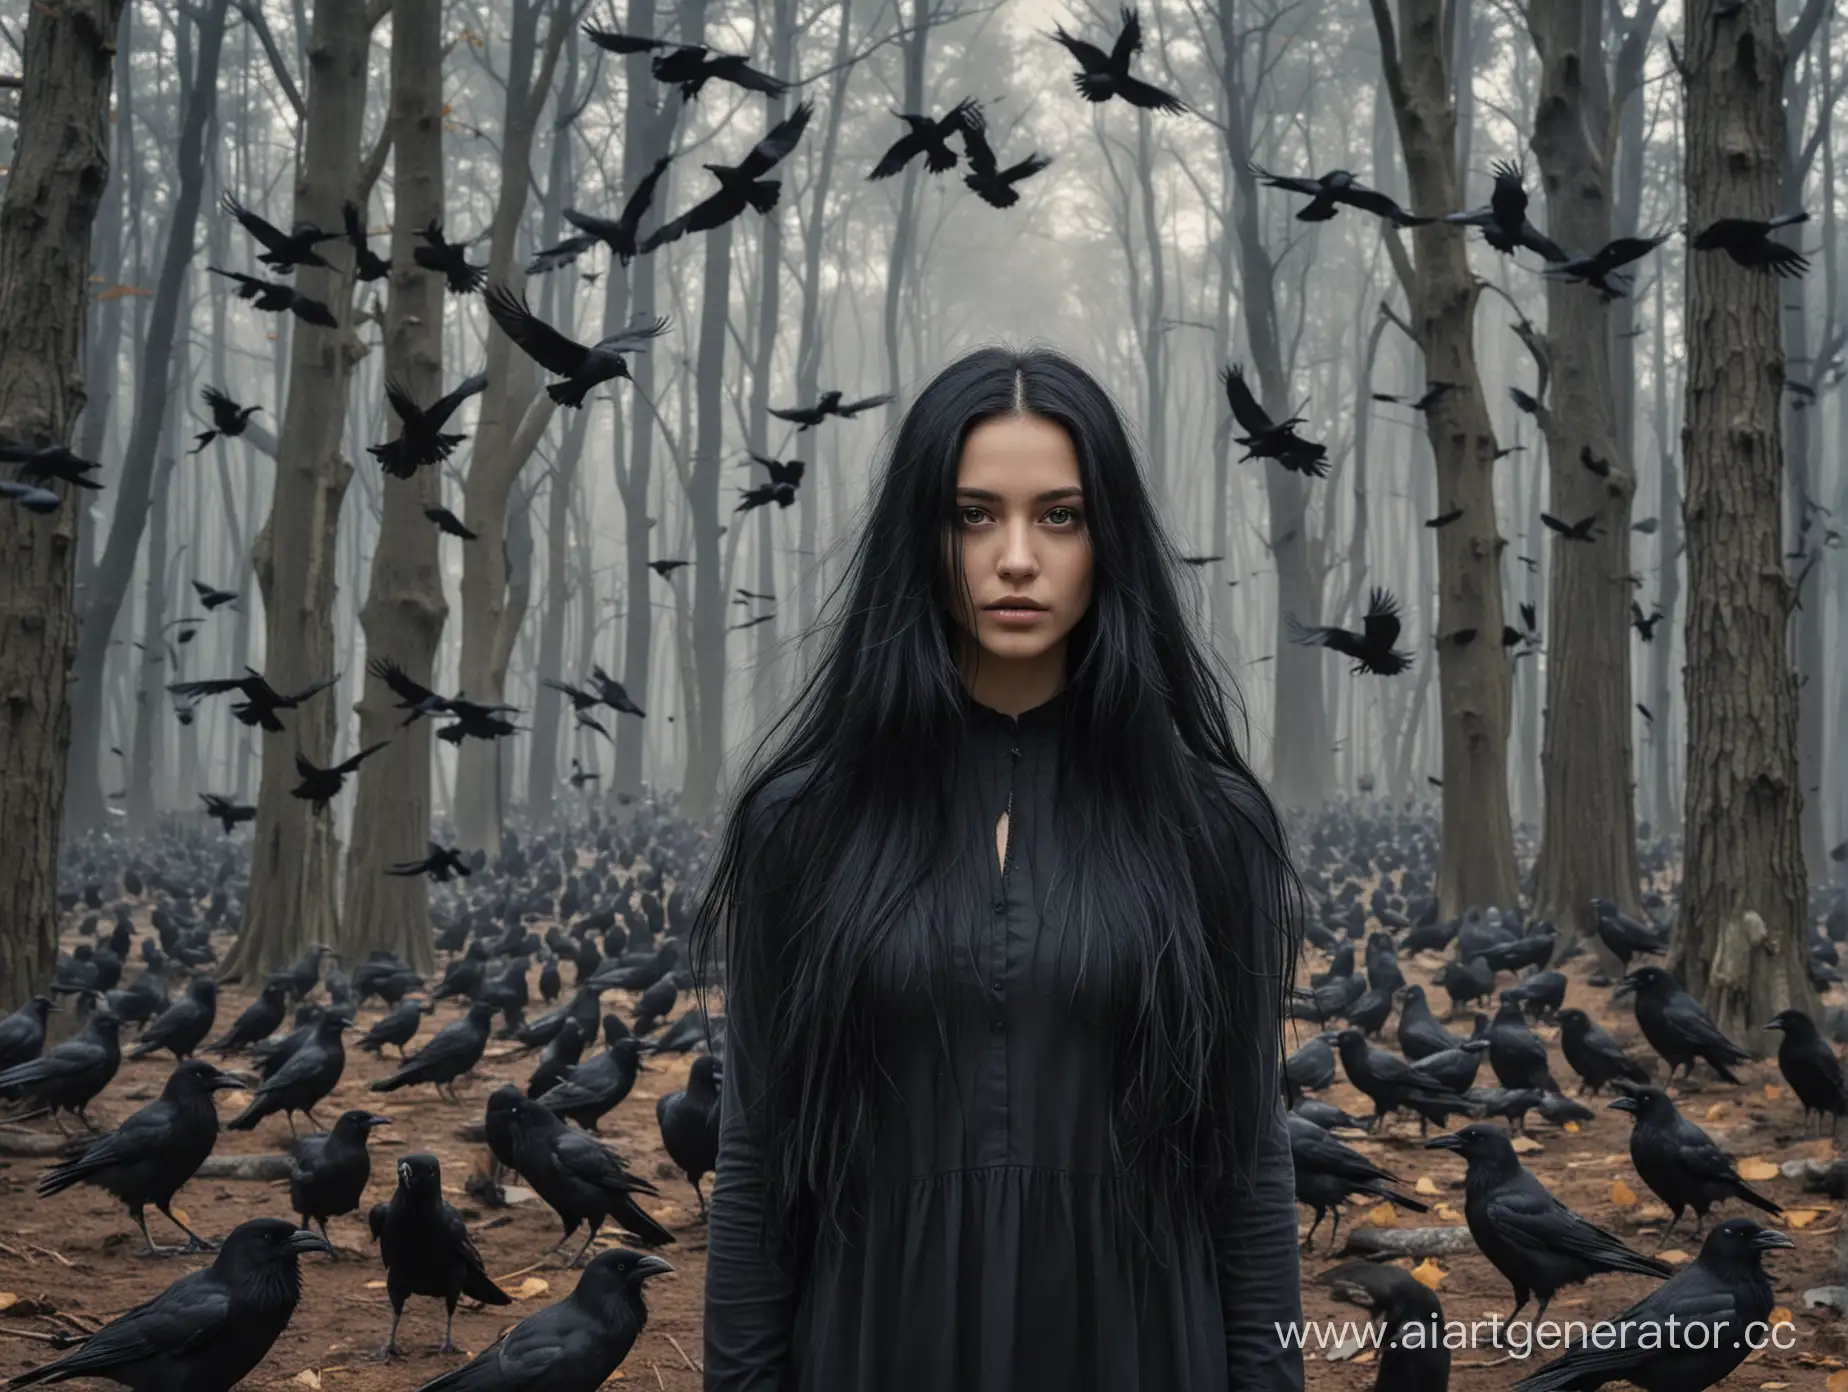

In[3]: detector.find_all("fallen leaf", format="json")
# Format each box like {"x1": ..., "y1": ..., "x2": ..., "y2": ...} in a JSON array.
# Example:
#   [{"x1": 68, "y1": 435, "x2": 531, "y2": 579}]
[
  {"x1": 1706, "y1": 1102, "x2": 1731, "y2": 1121},
  {"x1": 1785, "y1": 1209, "x2": 1827, "y2": 1229},
  {"x1": 1738, "y1": 1158, "x2": 1780, "y2": 1182},
  {"x1": 295, "y1": 1372, "x2": 320, "y2": 1390},
  {"x1": 1765, "y1": 1083, "x2": 1783, "y2": 1101},
  {"x1": 1511, "y1": 1136, "x2": 1544, "y2": 1154},
  {"x1": 1365, "y1": 1202, "x2": 1398, "y2": 1228},
  {"x1": 1610, "y1": 1180, "x2": 1638, "y2": 1208},
  {"x1": 1769, "y1": 1307, "x2": 1794, "y2": 1328},
  {"x1": 0, "y1": 1292, "x2": 15, "y2": 1312},
  {"x1": 170, "y1": 1208, "x2": 189, "y2": 1227},
  {"x1": 365, "y1": 1280, "x2": 387, "y2": 1290},
  {"x1": 514, "y1": 1277, "x2": 550, "y2": 1299},
  {"x1": 1563, "y1": 1120, "x2": 1580, "y2": 1133},
  {"x1": 1410, "y1": 1259, "x2": 1445, "y2": 1290},
  {"x1": 1434, "y1": 1203, "x2": 1460, "y2": 1221},
  {"x1": 1827, "y1": 1371, "x2": 1848, "y2": 1392},
  {"x1": 1660, "y1": 1249, "x2": 1691, "y2": 1264},
  {"x1": 1414, "y1": 1176, "x2": 1439, "y2": 1197}
]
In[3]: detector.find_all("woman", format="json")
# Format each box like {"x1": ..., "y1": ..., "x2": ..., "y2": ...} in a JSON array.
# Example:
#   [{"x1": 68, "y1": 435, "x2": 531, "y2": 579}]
[{"x1": 691, "y1": 345, "x2": 1306, "y2": 1390}]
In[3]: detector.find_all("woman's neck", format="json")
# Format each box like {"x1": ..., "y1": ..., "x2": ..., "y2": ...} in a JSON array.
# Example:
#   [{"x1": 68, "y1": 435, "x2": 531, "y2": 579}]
[{"x1": 956, "y1": 643, "x2": 1067, "y2": 717}]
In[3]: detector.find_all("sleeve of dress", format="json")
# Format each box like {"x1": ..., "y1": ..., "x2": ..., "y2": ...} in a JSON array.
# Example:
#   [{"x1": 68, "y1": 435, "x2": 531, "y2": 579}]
[
  {"x1": 703, "y1": 789, "x2": 799, "y2": 1391},
  {"x1": 1213, "y1": 1095, "x2": 1304, "y2": 1389}
]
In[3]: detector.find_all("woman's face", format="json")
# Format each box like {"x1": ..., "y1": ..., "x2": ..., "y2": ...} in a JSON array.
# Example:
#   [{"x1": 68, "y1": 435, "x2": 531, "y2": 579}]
[{"x1": 946, "y1": 412, "x2": 1094, "y2": 667}]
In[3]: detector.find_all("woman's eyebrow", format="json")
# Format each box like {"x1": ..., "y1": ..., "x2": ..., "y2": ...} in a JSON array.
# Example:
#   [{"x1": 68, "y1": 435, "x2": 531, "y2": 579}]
[{"x1": 955, "y1": 487, "x2": 1084, "y2": 502}]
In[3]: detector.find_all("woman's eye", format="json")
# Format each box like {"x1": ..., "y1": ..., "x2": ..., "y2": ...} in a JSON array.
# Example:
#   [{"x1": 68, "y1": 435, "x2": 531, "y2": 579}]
[{"x1": 957, "y1": 506, "x2": 987, "y2": 526}]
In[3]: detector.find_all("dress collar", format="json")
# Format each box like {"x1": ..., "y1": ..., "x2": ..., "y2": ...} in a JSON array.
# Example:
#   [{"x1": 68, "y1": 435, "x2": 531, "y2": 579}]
[{"x1": 962, "y1": 682, "x2": 1071, "y2": 734}]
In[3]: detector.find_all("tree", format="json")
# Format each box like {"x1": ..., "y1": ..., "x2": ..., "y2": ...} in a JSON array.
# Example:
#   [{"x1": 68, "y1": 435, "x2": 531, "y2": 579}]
[
  {"x1": 0, "y1": 0, "x2": 129, "y2": 1008},
  {"x1": 1668, "y1": 0, "x2": 1816, "y2": 1038},
  {"x1": 1367, "y1": 0, "x2": 1520, "y2": 913},
  {"x1": 224, "y1": 0, "x2": 384, "y2": 981},
  {"x1": 1521, "y1": 0, "x2": 1643, "y2": 959},
  {"x1": 339, "y1": 0, "x2": 451, "y2": 974}
]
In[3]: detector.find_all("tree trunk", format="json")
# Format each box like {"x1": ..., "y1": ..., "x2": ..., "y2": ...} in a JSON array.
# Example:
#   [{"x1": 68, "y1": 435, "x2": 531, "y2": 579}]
[
  {"x1": 1669, "y1": 0, "x2": 1816, "y2": 1039},
  {"x1": 64, "y1": 0, "x2": 228, "y2": 832},
  {"x1": 0, "y1": 0, "x2": 128, "y2": 1009},
  {"x1": 1648, "y1": 278, "x2": 1681, "y2": 836},
  {"x1": 1525, "y1": 0, "x2": 1641, "y2": 958},
  {"x1": 1367, "y1": 0, "x2": 1520, "y2": 913},
  {"x1": 223, "y1": 0, "x2": 371, "y2": 983},
  {"x1": 453, "y1": 0, "x2": 569, "y2": 854},
  {"x1": 683, "y1": 217, "x2": 733, "y2": 820},
  {"x1": 338, "y1": 0, "x2": 448, "y2": 973},
  {"x1": 128, "y1": 454, "x2": 178, "y2": 833}
]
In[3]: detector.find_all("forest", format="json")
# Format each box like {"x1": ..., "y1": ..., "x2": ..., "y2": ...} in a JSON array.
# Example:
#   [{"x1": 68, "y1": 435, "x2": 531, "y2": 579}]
[{"x1": 1, "y1": 0, "x2": 1846, "y2": 1389}]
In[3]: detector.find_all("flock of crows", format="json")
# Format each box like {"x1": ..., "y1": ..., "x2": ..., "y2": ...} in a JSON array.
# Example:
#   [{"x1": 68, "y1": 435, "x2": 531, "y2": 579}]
[
  {"x1": 0, "y1": 801, "x2": 722, "y2": 1392},
  {"x1": 1279, "y1": 797, "x2": 1848, "y2": 1392}
]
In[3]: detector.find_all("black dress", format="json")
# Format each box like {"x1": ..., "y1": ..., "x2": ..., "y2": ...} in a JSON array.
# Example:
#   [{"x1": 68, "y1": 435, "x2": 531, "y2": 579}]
[{"x1": 704, "y1": 686, "x2": 1304, "y2": 1390}]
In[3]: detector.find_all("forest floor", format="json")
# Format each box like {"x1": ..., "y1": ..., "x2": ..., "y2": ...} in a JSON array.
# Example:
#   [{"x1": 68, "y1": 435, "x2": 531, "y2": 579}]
[{"x1": 3, "y1": 924, "x2": 1847, "y2": 1391}]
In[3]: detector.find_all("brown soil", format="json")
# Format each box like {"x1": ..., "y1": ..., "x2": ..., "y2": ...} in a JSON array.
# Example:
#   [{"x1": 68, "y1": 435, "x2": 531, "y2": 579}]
[{"x1": 2, "y1": 948, "x2": 1844, "y2": 1390}]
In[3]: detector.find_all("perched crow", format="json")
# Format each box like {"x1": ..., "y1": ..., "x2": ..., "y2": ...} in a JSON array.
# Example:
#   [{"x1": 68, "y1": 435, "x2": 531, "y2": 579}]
[
  {"x1": 291, "y1": 1109, "x2": 392, "y2": 1246},
  {"x1": 356, "y1": 998, "x2": 428, "y2": 1059},
  {"x1": 656, "y1": 1054, "x2": 722, "y2": 1218},
  {"x1": 485, "y1": 1086, "x2": 673, "y2": 1264},
  {"x1": 131, "y1": 977, "x2": 219, "y2": 1061},
  {"x1": 369, "y1": 1000, "x2": 495, "y2": 1102},
  {"x1": 1318, "y1": 1260, "x2": 1451, "y2": 1392},
  {"x1": 1487, "y1": 995, "x2": 1559, "y2": 1092},
  {"x1": 406, "y1": 1248, "x2": 672, "y2": 1392},
  {"x1": 368, "y1": 1153, "x2": 512, "y2": 1356},
  {"x1": 526, "y1": 1018, "x2": 586, "y2": 1101},
  {"x1": 1764, "y1": 1007, "x2": 1848, "y2": 1136},
  {"x1": 227, "y1": 1011, "x2": 351, "y2": 1135},
  {"x1": 36, "y1": 1059, "x2": 244, "y2": 1253},
  {"x1": 1049, "y1": 8, "x2": 1187, "y2": 113},
  {"x1": 1510, "y1": 1219, "x2": 1794, "y2": 1392},
  {"x1": 1284, "y1": 1031, "x2": 1338, "y2": 1091},
  {"x1": 1217, "y1": 364, "x2": 1329, "y2": 478},
  {"x1": 1288, "y1": 588, "x2": 1413, "y2": 677},
  {"x1": 1556, "y1": 1007, "x2": 1650, "y2": 1096},
  {"x1": 536, "y1": 1034, "x2": 648, "y2": 1133},
  {"x1": 209, "y1": 978, "x2": 290, "y2": 1055},
  {"x1": 1288, "y1": 1113, "x2": 1429, "y2": 1252},
  {"x1": 1426, "y1": 1123, "x2": 1670, "y2": 1320},
  {"x1": 1690, "y1": 211, "x2": 1809, "y2": 277},
  {"x1": 0, "y1": 995, "x2": 57, "y2": 1072},
  {"x1": 1617, "y1": 966, "x2": 1753, "y2": 1084},
  {"x1": 4, "y1": 1218, "x2": 330, "y2": 1392},
  {"x1": 1332, "y1": 1028, "x2": 1471, "y2": 1133},
  {"x1": 1610, "y1": 1086, "x2": 1782, "y2": 1245}
]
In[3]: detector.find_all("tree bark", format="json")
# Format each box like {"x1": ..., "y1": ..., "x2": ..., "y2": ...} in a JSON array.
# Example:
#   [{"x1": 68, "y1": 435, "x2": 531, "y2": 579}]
[
  {"x1": 64, "y1": 0, "x2": 229, "y2": 832},
  {"x1": 0, "y1": 0, "x2": 127, "y2": 1010},
  {"x1": 1669, "y1": 0, "x2": 1816, "y2": 1039},
  {"x1": 338, "y1": 0, "x2": 448, "y2": 974},
  {"x1": 1648, "y1": 278, "x2": 1681, "y2": 836},
  {"x1": 128, "y1": 454, "x2": 178, "y2": 832},
  {"x1": 1367, "y1": 0, "x2": 1520, "y2": 913},
  {"x1": 452, "y1": 0, "x2": 570, "y2": 854},
  {"x1": 1524, "y1": 0, "x2": 1642, "y2": 958},
  {"x1": 223, "y1": 0, "x2": 372, "y2": 983}
]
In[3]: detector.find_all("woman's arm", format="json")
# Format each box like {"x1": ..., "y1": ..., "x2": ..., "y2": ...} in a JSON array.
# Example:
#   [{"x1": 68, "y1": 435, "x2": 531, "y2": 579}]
[
  {"x1": 1214, "y1": 1095, "x2": 1305, "y2": 1389},
  {"x1": 704, "y1": 783, "x2": 802, "y2": 1391}
]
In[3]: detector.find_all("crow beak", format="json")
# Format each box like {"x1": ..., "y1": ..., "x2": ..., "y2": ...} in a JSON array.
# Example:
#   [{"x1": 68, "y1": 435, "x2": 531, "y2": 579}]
[
  {"x1": 1752, "y1": 1229, "x2": 1797, "y2": 1251},
  {"x1": 633, "y1": 1255, "x2": 675, "y2": 1279},
  {"x1": 1612, "y1": 978, "x2": 1638, "y2": 1000},
  {"x1": 1762, "y1": 1021, "x2": 1785, "y2": 1032},
  {"x1": 1607, "y1": 1096, "x2": 1638, "y2": 1113},
  {"x1": 287, "y1": 1230, "x2": 334, "y2": 1256},
  {"x1": 1422, "y1": 1134, "x2": 1464, "y2": 1151},
  {"x1": 207, "y1": 1071, "x2": 247, "y2": 1092},
  {"x1": 365, "y1": 1114, "x2": 394, "y2": 1128}
]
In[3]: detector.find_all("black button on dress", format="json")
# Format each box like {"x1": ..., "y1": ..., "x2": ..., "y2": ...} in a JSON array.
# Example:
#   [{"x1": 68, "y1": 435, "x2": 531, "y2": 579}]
[{"x1": 704, "y1": 686, "x2": 1304, "y2": 1391}]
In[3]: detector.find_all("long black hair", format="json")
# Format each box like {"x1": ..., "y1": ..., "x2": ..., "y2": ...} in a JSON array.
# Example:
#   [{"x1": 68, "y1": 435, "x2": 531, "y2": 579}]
[{"x1": 688, "y1": 342, "x2": 1305, "y2": 1273}]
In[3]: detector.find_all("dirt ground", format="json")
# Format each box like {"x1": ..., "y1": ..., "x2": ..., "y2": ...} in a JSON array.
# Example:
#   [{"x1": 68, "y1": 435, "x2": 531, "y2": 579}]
[{"x1": 3, "y1": 935, "x2": 1845, "y2": 1390}]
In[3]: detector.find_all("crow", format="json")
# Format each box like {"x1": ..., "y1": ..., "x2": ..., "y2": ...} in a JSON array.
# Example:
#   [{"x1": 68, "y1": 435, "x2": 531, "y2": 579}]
[
  {"x1": 1372, "y1": 381, "x2": 1458, "y2": 413},
  {"x1": 1049, "y1": 8, "x2": 1187, "y2": 113},
  {"x1": 191, "y1": 580, "x2": 239, "y2": 610},
  {"x1": 412, "y1": 220, "x2": 487, "y2": 294},
  {"x1": 484, "y1": 283, "x2": 671, "y2": 408},
  {"x1": 1288, "y1": 588, "x2": 1413, "y2": 676},
  {"x1": 1616, "y1": 965, "x2": 1754, "y2": 1084},
  {"x1": 189, "y1": 387, "x2": 262, "y2": 454},
  {"x1": 1555, "y1": 1007, "x2": 1650, "y2": 1096},
  {"x1": 168, "y1": 666, "x2": 337, "y2": 733},
  {"x1": 656, "y1": 1054, "x2": 722, "y2": 1218},
  {"x1": 291, "y1": 1109, "x2": 392, "y2": 1247},
  {"x1": 536, "y1": 1034, "x2": 648, "y2": 1133},
  {"x1": 1541, "y1": 511, "x2": 1599, "y2": 542},
  {"x1": 1444, "y1": 161, "x2": 1568, "y2": 261},
  {"x1": 131, "y1": 977, "x2": 218, "y2": 1061},
  {"x1": 220, "y1": 193, "x2": 336, "y2": 271},
  {"x1": 1396, "y1": 986, "x2": 1472, "y2": 1062},
  {"x1": 369, "y1": 1000, "x2": 495, "y2": 1103},
  {"x1": 405, "y1": 1248, "x2": 672, "y2": 1392},
  {"x1": 1332, "y1": 1027, "x2": 1472, "y2": 1133},
  {"x1": 199, "y1": 793, "x2": 256, "y2": 835},
  {"x1": 526, "y1": 1019, "x2": 586, "y2": 1101},
  {"x1": 1610, "y1": 1086, "x2": 1781, "y2": 1246},
  {"x1": 1217, "y1": 364, "x2": 1329, "y2": 477},
  {"x1": 368, "y1": 1153, "x2": 512, "y2": 1356},
  {"x1": 768, "y1": 388, "x2": 894, "y2": 431},
  {"x1": 356, "y1": 998, "x2": 428, "y2": 1059},
  {"x1": 485, "y1": 1087, "x2": 674, "y2": 1265},
  {"x1": 4, "y1": 1218, "x2": 330, "y2": 1392},
  {"x1": 1285, "y1": 1031, "x2": 1338, "y2": 1091},
  {"x1": 580, "y1": 25, "x2": 788, "y2": 101},
  {"x1": 1543, "y1": 230, "x2": 1673, "y2": 297},
  {"x1": 1250, "y1": 162, "x2": 1429, "y2": 226},
  {"x1": 1, "y1": 438, "x2": 105, "y2": 490},
  {"x1": 370, "y1": 373, "x2": 489, "y2": 478},
  {"x1": 958, "y1": 118, "x2": 1054, "y2": 210},
  {"x1": 1510, "y1": 1219, "x2": 1794, "y2": 1392},
  {"x1": 208, "y1": 978, "x2": 290, "y2": 1054},
  {"x1": 526, "y1": 161, "x2": 672, "y2": 273},
  {"x1": 870, "y1": 98, "x2": 983, "y2": 179},
  {"x1": 0, "y1": 479, "x2": 62, "y2": 513},
  {"x1": 209, "y1": 267, "x2": 338, "y2": 326},
  {"x1": 1500, "y1": 970, "x2": 1567, "y2": 1024},
  {"x1": 1690, "y1": 210, "x2": 1809, "y2": 277},
  {"x1": 1764, "y1": 1007, "x2": 1848, "y2": 1136},
  {"x1": 226, "y1": 1011, "x2": 351, "y2": 1135},
  {"x1": 0, "y1": 996, "x2": 57, "y2": 1073},
  {"x1": 369, "y1": 657, "x2": 453, "y2": 725},
  {"x1": 342, "y1": 201, "x2": 391, "y2": 280},
  {"x1": 1318, "y1": 1261, "x2": 1451, "y2": 1392},
  {"x1": 1487, "y1": 995, "x2": 1559, "y2": 1092},
  {"x1": 638, "y1": 102, "x2": 814, "y2": 254},
  {"x1": 388, "y1": 842, "x2": 473, "y2": 882},
  {"x1": 1629, "y1": 602, "x2": 1665, "y2": 642},
  {"x1": 1288, "y1": 1113, "x2": 1429, "y2": 1252},
  {"x1": 291, "y1": 743, "x2": 390, "y2": 814},
  {"x1": 425, "y1": 506, "x2": 477, "y2": 539},
  {"x1": 1425, "y1": 1123, "x2": 1670, "y2": 1320},
  {"x1": 36, "y1": 1059, "x2": 245, "y2": 1254},
  {"x1": 1592, "y1": 896, "x2": 1669, "y2": 964}
]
